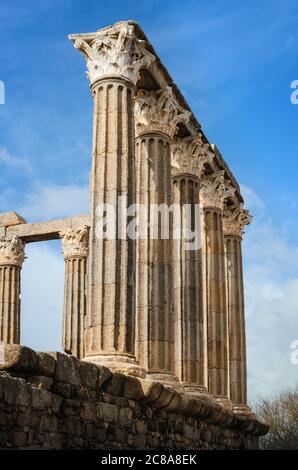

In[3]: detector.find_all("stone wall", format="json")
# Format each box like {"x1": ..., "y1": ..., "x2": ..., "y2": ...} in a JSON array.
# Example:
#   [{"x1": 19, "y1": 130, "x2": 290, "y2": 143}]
[{"x1": 0, "y1": 345, "x2": 267, "y2": 450}]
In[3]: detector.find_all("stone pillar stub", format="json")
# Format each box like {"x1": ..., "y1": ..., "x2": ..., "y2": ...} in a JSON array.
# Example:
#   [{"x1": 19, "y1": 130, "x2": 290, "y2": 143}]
[
  {"x1": 60, "y1": 226, "x2": 89, "y2": 359},
  {"x1": 0, "y1": 236, "x2": 25, "y2": 344}
]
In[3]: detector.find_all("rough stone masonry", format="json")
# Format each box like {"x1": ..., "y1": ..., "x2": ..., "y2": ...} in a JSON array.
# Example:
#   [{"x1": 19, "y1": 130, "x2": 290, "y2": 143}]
[
  {"x1": 0, "y1": 20, "x2": 268, "y2": 449},
  {"x1": 0, "y1": 345, "x2": 267, "y2": 449}
]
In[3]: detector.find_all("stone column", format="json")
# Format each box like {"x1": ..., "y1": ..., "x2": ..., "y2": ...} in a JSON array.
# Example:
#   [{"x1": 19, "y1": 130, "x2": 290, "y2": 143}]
[
  {"x1": 69, "y1": 23, "x2": 155, "y2": 376},
  {"x1": 171, "y1": 135, "x2": 213, "y2": 395},
  {"x1": 223, "y1": 205, "x2": 252, "y2": 413},
  {"x1": 135, "y1": 87, "x2": 190, "y2": 385},
  {"x1": 0, "y1": 236, "x2": 25, "y2": 344},
  {"x1": 200, "y1": 172, "x2": 235, "y2": 405},
  {"x1": 60, "y1": 226, "x2": 89, "y2": 359}
]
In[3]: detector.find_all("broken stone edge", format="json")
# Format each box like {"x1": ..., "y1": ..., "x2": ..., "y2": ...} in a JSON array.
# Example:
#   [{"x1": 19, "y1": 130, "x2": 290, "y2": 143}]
[{"x1": 0, "y1": 345, "x2": 268, "y2": 436}]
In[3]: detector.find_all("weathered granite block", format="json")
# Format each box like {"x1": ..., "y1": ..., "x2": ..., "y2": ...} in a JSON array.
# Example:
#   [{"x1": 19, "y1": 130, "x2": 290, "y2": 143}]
[{"x1": 0, "y1": 345, "x2": 268, "y2": 450}]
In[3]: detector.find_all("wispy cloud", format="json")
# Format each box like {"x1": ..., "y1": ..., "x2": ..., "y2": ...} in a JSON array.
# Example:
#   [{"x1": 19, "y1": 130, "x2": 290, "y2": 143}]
[
  {"x1": 0, "y1": 146, "x2": 31, "y2": 172},
  {"x1": 17, "y1": 184, "x2": 89, "y2": 222}
]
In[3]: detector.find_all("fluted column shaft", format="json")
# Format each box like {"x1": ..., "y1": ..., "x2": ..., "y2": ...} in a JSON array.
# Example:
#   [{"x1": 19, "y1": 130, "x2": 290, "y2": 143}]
[
  {"x1": 203, "y1": 207, "x2": 229, "y2": 401},
  {"x1": 60, "y1": 227, "x2": 89, "y2": 359},
  {"x1": 136, "y1": 133, "x2": 176, "y2": 382},
  {"x1": 223, "y1": 205, "x2": 252, "y2": 413},
  {"x1": 0, "y1": 236, "x2": 25, "y2": 344},
  {"x1": 172, "y1": 175, "x2": 207, "y2": 393},
  {"x1": 84, "y1": 77, "x2": 142, "y2": 374},
  {"x1": 69, "y1": 24, "x2": 155, "y2": 376},
  {"x1": 225, "y1": 235, "x2": 247, "y2": 406},
  {"x1": 134, "y1": 87, "x2": 190, "y2": 384}
]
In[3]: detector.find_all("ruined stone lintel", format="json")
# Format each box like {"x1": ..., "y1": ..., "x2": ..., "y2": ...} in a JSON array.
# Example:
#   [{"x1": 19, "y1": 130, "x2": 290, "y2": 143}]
[
  {"x1": 5, "y1": 214, "x2": 90, "y2": 243},
  {"x1": 0, "y1": 236, "x2": 25, "y2": 344},
  {"x1": 59, "y1": 226, "x2": 90, "y2": 359}
]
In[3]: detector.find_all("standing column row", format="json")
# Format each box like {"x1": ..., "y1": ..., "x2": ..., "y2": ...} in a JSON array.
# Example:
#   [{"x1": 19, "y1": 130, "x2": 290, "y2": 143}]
[
  {"x1": 135, "y1": 87, "x2": 190, "y2": 385},
  {"x1": 0, "y1": 236, "x2": 25, "y2": 344}
]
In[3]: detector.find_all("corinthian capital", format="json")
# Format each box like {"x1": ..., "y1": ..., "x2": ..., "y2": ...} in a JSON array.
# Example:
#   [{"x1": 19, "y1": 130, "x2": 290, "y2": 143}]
[
  {"x1": 69, "y1": 23, "x2": 156, "y2": 85},
  {"x1": 171, "y1": 134, "x2": 214, "y2": 178},
  {"x1": 223, "y1": 204, "x2": 253, "y2": 237},
  {"x1": 60, "y1": 226, "x2": 89, "y2": 259},
  {"x1": 0, "y1": 236, "x2": 25, "y2": 267},
  {"x1": 200, "y1": 171, "x2": 236, "y2": 210},
  {"x1": 135, "y1": 86, "x2": 191, "y2": 138}
]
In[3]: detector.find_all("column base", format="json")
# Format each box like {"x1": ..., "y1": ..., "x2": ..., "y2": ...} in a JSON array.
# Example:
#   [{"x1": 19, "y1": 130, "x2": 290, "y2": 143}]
[
  {"x1": 233, "y1": 404, "x2": 256, "y2": 418},
  {"x1": 184, "y1": 385, "x2": 212, "y2": 401},
  {"x1": 146, "y1": 372, "x2": 181, "y2": 390},
  {"x1": 83, "y1": 354, "x2": 146, "y2": 378},
  {"x1": 213, "y1": 396, "x2": 233, "y2": 409}
]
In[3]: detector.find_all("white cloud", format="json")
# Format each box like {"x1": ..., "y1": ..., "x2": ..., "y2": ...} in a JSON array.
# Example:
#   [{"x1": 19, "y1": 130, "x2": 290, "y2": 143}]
[
  {"x1": 242, "y1": 186, "x2": 298, "y2": 403},
  {"x1": 18, "y1": 184, "x2": 89, "y2": 222}
]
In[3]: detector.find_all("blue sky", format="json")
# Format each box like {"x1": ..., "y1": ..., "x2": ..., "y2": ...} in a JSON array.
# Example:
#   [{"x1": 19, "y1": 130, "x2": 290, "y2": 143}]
[{"x1": 0, "y1": 0, "x2": 297, "y2": 402}]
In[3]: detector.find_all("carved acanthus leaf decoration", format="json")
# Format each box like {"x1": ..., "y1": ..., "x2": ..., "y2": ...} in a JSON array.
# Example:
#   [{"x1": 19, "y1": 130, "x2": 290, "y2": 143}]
[
  {"x1": 223, "y1": 204, "x2": 253, "y2": 237},
  {"x1": 200, "y1": 171, "x2": 236, "y2": 210},
  {"x1": 0, "y1": 236, "x2": 25, "y2": 266},
  {"x1": 171, "y1": 134, "x2": 214, "y2": 177},
  {"x1": 70, "y1": 24, "x2": 156, "y2": 85},
  {"x1": 135, "y1": 86, "x2": 191, "y2": 138},
  {"x1": 60, "y1": 226, "x2": 90, "y2": 259}
]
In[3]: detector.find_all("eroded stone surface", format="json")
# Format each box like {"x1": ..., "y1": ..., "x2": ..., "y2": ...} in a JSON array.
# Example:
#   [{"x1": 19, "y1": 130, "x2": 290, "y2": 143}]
[
  {"x1": 0, "y1": 345, "x2": 268, "y2": 449},
  {"x1": 0, "y1": 212, "x2": 26, "y2": 228}
]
